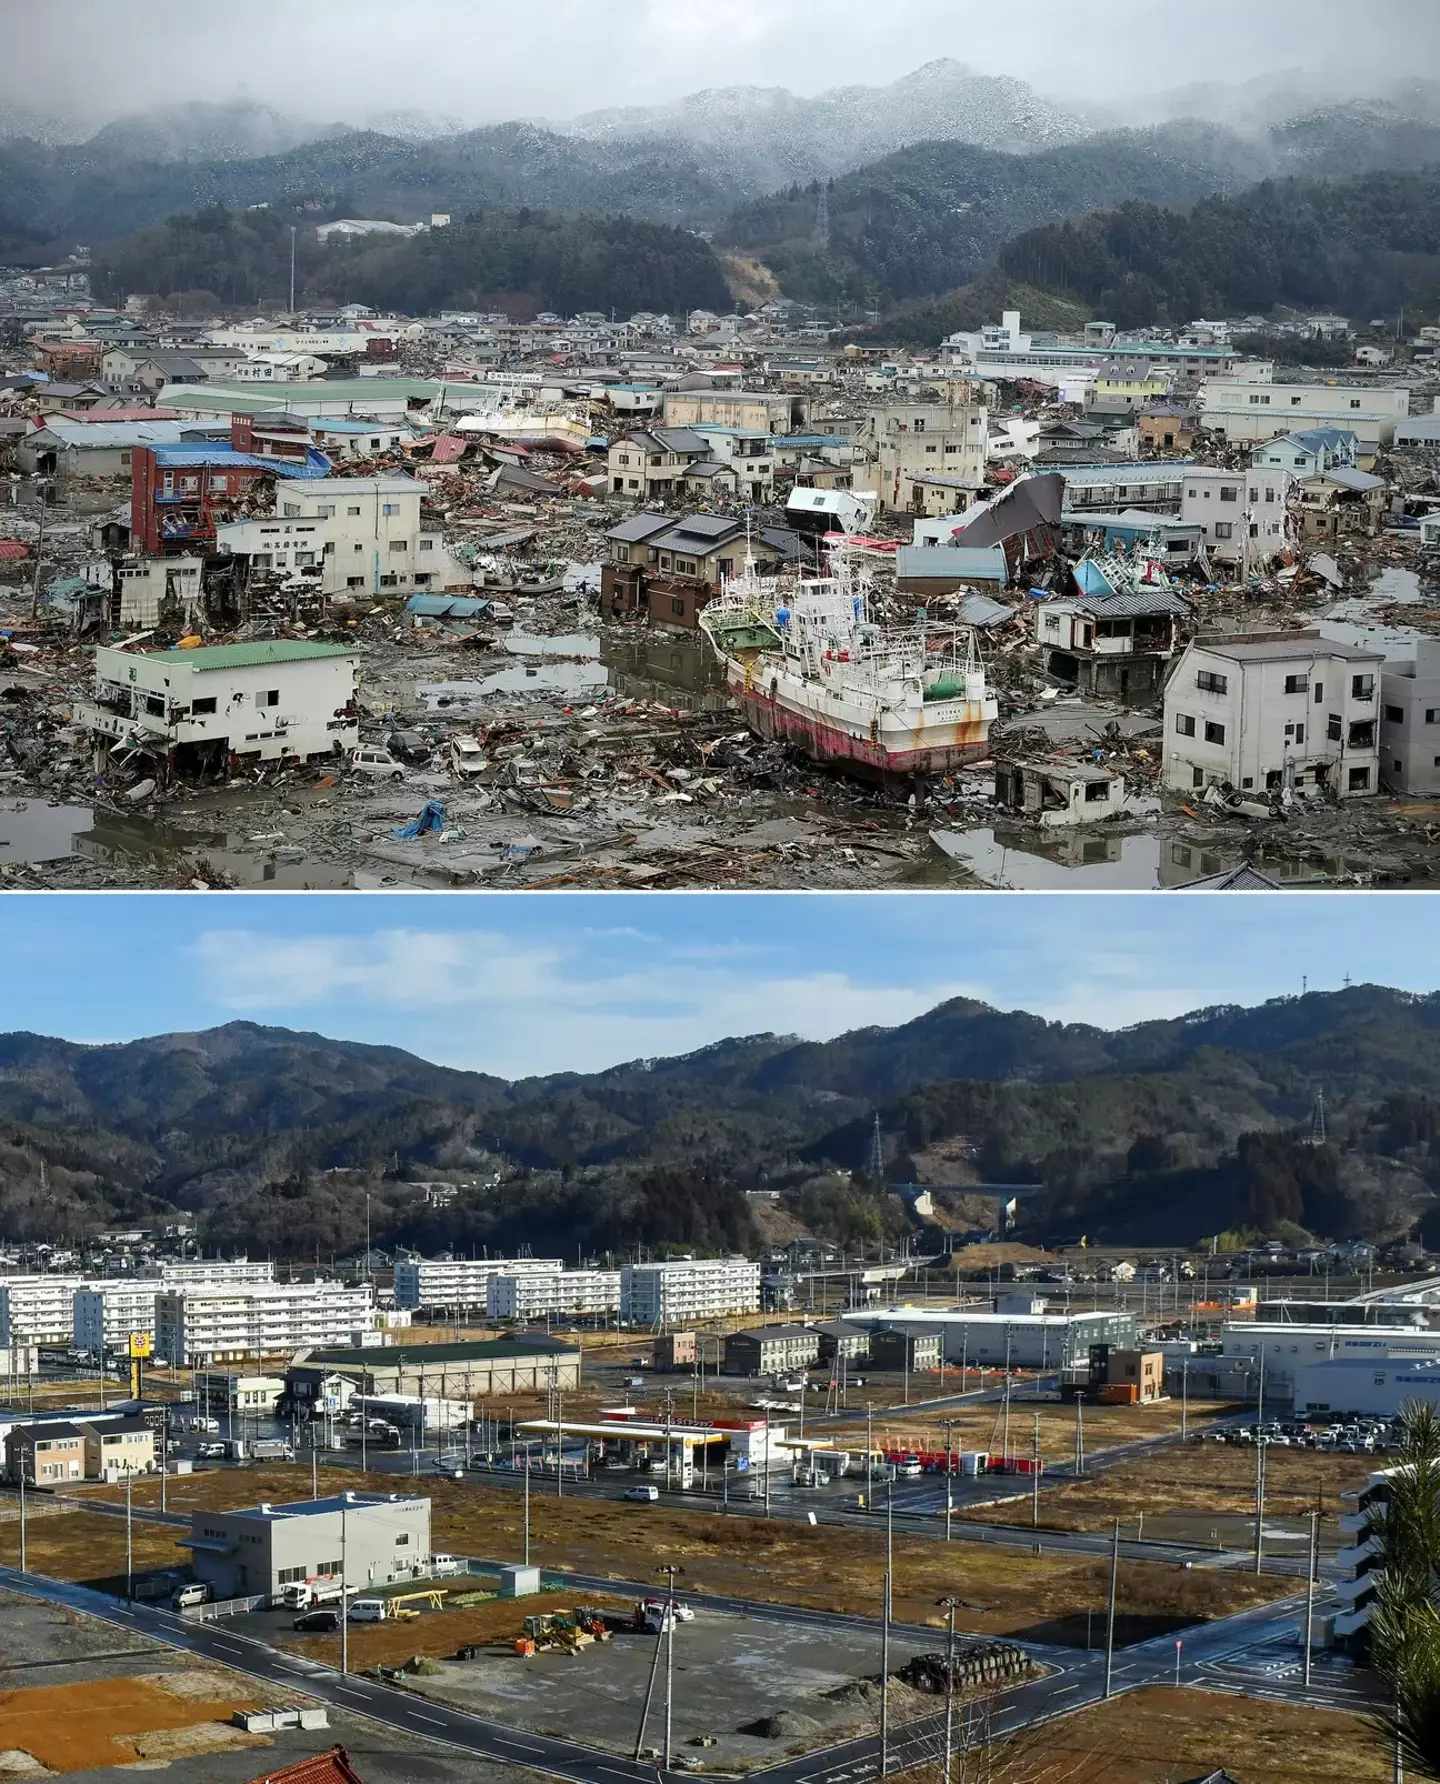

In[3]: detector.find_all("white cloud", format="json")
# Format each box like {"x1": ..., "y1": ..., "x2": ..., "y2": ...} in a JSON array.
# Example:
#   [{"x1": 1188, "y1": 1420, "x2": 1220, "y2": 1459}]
[{"x1": 188, "y1": 926, "x2": 992, "y2": 1076}]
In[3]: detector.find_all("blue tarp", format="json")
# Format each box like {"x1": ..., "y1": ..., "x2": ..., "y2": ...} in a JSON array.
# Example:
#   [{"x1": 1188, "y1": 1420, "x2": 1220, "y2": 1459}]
[{"x1": 391, "y1": 801, "x2": 447, "y2": 839}]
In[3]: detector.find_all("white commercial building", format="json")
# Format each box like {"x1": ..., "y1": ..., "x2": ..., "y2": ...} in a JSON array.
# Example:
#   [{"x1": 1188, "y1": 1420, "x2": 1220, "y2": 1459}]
[
  {"x1": 0, "y1": 1277, "x2": 98, "y2": 1346},
  {"x1": 1294, "y1": 1356, "x2": 1440, "y2": 1419},
  {"x1": 1178, "y1": 465, "x2": 1293, "y2": 567},
  {"x1": 842, "y1": 1307, "x2": 1136, "y2": 1368},
  {"x1": 1220, "y1": 1322, "x2": 1440, "y2": 1395},
  {"x1": 74, "y1": 1284, "x2": 161, "y2": 1353},
  {"x1": 393, "y1": 1258, "x2": 565, "y2": 1312},
  {"x1": 140, "y1": 1260, "x2": 275, "y2": 1287},
  {"x1": 1198, "y1": 380, "x2": 1411, "y2": 451},
  {"x1": 215, "y1": 476, "x2": 465, "y2": 599},
  {"x1": 77, "y1": 640, "x2": 361, "y2": 772},
  {"x1": 620, "y1": 1259, "x2": 762, "y2": 1327},
  {"x1": 486, "y1": 1270, "x2": 622, "y2": 1321},
  {"x1": 1164, "y1": 631, "x2": 1384, "y2": 800},
  {"x1": 154, "y1": 1282, "x2": 378, "y2": 1366}
]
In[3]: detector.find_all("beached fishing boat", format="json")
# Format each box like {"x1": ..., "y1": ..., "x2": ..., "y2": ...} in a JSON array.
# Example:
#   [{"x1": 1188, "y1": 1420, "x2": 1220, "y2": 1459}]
[{"x1": 699, "y1": 543, "x2": 998, "y2": 784}]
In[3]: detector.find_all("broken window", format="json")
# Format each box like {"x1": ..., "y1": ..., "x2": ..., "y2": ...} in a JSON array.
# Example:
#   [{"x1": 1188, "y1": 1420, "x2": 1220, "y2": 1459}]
[
  {"x1": 1084, "y1": 781, "x2": 1110, "y2": 803},
  {"x1": 1351, "y1": 675, "x2": 1375, "y2": 700},
  {"x1": 1349, "y1": 765, "x2": 1371, "y2": 790},
  {"x1": 1204, "y1": 720, "x2": 1226, "y2": 745},
  {"x1": 1385, "y1": 705, "x2": 1406, "y2": 724},
  {"x1": 1328, "y1": 713, "x2": 1342, "y2": 742},
  {"x1": 1349, "y1": 721, "x2": 1375, "y2": 748},
  {"x1": 191, "y1": 697, "x2": 217, "y2": 715}
]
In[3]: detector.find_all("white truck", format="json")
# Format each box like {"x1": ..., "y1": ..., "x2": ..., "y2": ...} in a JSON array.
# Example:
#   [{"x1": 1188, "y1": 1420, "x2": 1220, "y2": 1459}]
[{"x1": 277, "y1": 1576, "x2": 348, "y2": 1612}]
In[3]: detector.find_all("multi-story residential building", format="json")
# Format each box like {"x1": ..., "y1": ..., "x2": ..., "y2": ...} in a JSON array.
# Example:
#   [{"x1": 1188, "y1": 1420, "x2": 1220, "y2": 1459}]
[
  {"x1": 1381, "y1": 640, "x2": 1440, "y2": 796},
  {"x1": 215, "y1": 475, "x2": 464, "y2": 598},
  {"x1": 1034, "y1": 582, "x2": 1193, "y2": 701},
  {"x1": 74, "y1": 1284, "x2": 160, "y2": 1354},
  {"x1": 82, "y1": 1418, "x2": 157, "y2": 1481},
  {"x1": 620, "y1": 1259, "x2": 762, "y2": 1328},
  {"x1": 1253, "y1": 427, "x2": 1360, "y2": 478},
  {"x1": 661, "y1": 391, "x2": 808, "y2": 436},
  {"x1": 1198, "y1": 380, "x2": 1411, "y2": 453},
  {"x1": 1178, "y1": 466, "x2": 1293, "y2": 567},
  {"x1": 1163, "y1": 630, "x2": 1384, "y2": 800},
  {"x1": 392, "y1": 1258, "x2": 565, "y2": 1312},
  {"x1": 485, "y1": 1270, "x2": 622, "y2": 1321},
  {"x1": 870, "y1": 391, "x2": 988, "y2": 515},
  {"x1": 75, "y1": 639, "x2": 361, "y2": 779},
  {"x1": 0, "y1": 1277, "x2": 96, "y2": 1346},
  {"x1": 153, "y1": 1282, "x2": 377, "y2": 1366},
  {"x1": 1336, "y1": 1464, "x2": 1405, "y2": 1648},
  {"x1": 722, "y1": 1324, "x2": 822, "y2": 1376},
  {"x1": 606, "y1": 428, "x2": 710, "y2": 501}
]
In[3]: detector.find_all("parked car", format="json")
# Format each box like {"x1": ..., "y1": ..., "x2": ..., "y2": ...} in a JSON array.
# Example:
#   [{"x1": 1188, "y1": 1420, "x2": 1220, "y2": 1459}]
[
  {"x1": 171, "y1": 1582, "x2": 212, "y2": 1610},
  {"x1": 195, "y1": 1442, "x2": 225, "y2": 1460},
  {"x1": 386, "y1": 730, "x2": 434, "y2": 765},
  {"x1": 450, "y1": 736, "x2": 487, "y2": 777},
  {"x1": 431, "y1": 1554, "x2": 464, "y2": 1576},
  {"x1": 347, "y1": 1598, "x2": 388, "y2": 1623},
  {"x1": 625, "y1": 1485, "x2": 660, "y2": 1503},
  {"x1": 293, "y1": 1609, "x2": 341, "y2": 1633},
  {"x1": 349, "y1": 746, "x2": 405, "y2": 781}
]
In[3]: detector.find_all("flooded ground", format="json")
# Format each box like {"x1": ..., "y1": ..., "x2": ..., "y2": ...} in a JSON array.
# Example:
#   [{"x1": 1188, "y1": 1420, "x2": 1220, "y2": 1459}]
[{"x1": 925, "y1": 826, "x2": 1384, "y2": 890}]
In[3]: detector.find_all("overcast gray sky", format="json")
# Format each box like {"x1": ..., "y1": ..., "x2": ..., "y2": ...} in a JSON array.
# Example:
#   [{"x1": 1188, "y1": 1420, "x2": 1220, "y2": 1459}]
[{"x1": 1, "y1": 0, "x2": 1436, "y2": 126}]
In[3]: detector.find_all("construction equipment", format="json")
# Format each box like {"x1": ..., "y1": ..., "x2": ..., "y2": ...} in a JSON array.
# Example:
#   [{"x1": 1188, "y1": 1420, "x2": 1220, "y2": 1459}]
[
  {"x1": 386, "y1": 1588, "x2": 449, "y2": 1619},
  {"x1": 521, "y1": 1611, "x2": 593, "y2": 1655},
  {"x1": 572, "y1": 1606, "x2": 613, "y2": 1641}
]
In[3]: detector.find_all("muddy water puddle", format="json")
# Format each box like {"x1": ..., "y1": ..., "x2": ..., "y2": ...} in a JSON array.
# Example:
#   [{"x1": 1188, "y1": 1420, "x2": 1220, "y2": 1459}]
[
  {"x1": 0, "y1": 796, "x2": 352, "y2": 887},
  {"x1": 923, "y1": 826, "x2": 1380, "y2": 890}
]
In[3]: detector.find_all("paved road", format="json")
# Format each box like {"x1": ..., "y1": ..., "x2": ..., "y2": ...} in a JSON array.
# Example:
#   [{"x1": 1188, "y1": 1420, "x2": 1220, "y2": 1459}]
[
  {"x1": 0, "y1": 1562, "x2": 1326, "y2": 1784},
  {"x1": 0, "y1": 1565, "x2": 660, "y2": 1784}
]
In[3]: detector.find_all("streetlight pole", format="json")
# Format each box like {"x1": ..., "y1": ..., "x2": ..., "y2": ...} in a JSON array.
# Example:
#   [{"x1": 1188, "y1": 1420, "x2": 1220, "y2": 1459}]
[
  {"x1": 125, "y1": 1468, "x2": 134, "y2": 1602},
  {"x1": 1254, "y1": 1438, "x2": 1267, "y2": 1576},
  {"x1": 1181, "y1": 1360, "x2": 1189, "y2": 1442},
  {"x1": 1104, "y1": 1518, "x2": 1119, "y2": 1700},
  {"x1": 939, "y1": 1597, "x2": 959, "y2": 1784},
  {"x1": 659, "y1": 1564, "x2": 681, "y2": 1770},
  {"x1": 524, "y1": 1452, "x2": 531, "y2": 1565},
  {"x1": 1031, "y1": 1411, "x2": 1041, "y2": 1530},
  {"x1": 1304, "y1": 1507, "x2": 1318, "y2": 1689},
  {"x1": 18, "y1": 1464, "x2": 26, "y2": 1572}
]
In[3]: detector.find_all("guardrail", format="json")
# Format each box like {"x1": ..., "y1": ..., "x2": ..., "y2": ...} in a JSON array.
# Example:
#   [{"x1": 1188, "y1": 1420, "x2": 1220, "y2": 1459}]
[{"x1": 182, "y1": 1593, "x2": 267, "y2": 1622}]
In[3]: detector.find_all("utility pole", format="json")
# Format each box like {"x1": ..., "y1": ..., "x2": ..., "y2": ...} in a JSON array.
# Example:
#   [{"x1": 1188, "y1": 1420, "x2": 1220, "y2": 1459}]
[
  {"x1": 17, "y1": 1464, "x2": 25, "y2": 1572},
  {"x1": 29, "y1": 481, "x2": 49, "y2": 620},
  {"x1": 1254, "y1": 1438, "x2": 1267, "y2": 1575},
  {"x1": 1031, "y1": 1411, "x2": 1041, "y2": 1530},
  {"x1": 524, "y1": 1451, "x2": 531, "y2": 1565},
  {"x1": 1074, "y1": 1394, "x2": 1085, "y2": 1478},
  {"x1": 944, "y1": 1420, "x2": 954, "y2": 1543},
  {"x1": 1104, "y1": 1518, "x2": 1119, "y2": 1700},
  {"x1": 289, "y1": 226, "x2": 297, "y2": 315},
  {"x1": 940, "y1": 1597, "x2": 960, "y2": 1784},
  {"x1": 1304, "y1": 1507, "x2": 1318, "y2": 1689},
  {"x1": 340, "y1": 1499, "x2": 349, "y2": 1676},
  {"x1": 1181, "y1": 1360, "x2": 1189, "y2": 1442},
  {"x1": 881, "y1": 1480, "x2": 893, "y2": 1779},
  {"x1": 125, "y1": 1468, "x2": 134, "y2": 1601}
]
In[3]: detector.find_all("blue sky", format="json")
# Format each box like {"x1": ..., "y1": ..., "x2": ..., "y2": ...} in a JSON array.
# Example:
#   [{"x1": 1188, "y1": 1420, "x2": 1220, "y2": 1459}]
[{"x1": 2, "y1": 892, "x2": 1435, "y2": 1079}]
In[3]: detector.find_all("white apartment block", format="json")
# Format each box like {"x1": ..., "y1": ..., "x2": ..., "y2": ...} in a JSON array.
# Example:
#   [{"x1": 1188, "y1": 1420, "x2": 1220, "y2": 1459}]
[
  {"x1": 154, "y1": 1282, "x2": 377, "y2": 1366},
  {"x1": 1199, "y1": 381, "x2": 1411, "y2": 451},
  {"x1": 486, "y1": 1270, "x2": 622, "y2": 1321},
  {"x1": 0, "y1": 1277, "x2": 97, "y2": 1346},
  {"x1": 215, "y1": 477, "x2": 465, "y2": 598},
  {"x1": 393, "y1": 1258, "x2": 565, "y2": 1311},
  {"x1": 74, "y1": 1284, "x2": 160, "y2": 1353},
  {"x1": 142, "y1": 1260, "x2": 275, "y2": 1286},
  {"x1": 620, "y1": 1258, "x2": 762, "y2": 1327},
  {"x1": 1164, "y1": 630, "x2": 1384, "y2": 800},
  {"x1": 1178, "y1": 466, "x2": 1293, "y2": 566}
]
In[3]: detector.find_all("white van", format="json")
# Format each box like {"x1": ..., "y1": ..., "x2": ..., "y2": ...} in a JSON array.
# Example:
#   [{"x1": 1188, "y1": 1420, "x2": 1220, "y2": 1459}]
[
  {"x1": 430, "y1": 1554, "x2": 463, "y2": 1576},
  {"x1": 171, "y1": 1582, "x2": 212, "y2": 1610},
  {"x1": 347, "y1": 1598, "x2": 388, "y2": 1623},
  {"x1": 349, "y1": 746, "x2": 405, "y2": 781}
]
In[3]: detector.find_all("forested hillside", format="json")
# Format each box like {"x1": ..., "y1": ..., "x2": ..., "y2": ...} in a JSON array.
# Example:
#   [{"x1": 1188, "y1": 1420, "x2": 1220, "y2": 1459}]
[
  {"x1": 92, "y1": 204, "x2": 734, "y2": 319},
  {"x1": 2, "y1": 988, "x2": 1440, "y2": 1258},
  {"x1": 997, "y1": 171, "x2": 1440, "y2": 329}
]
